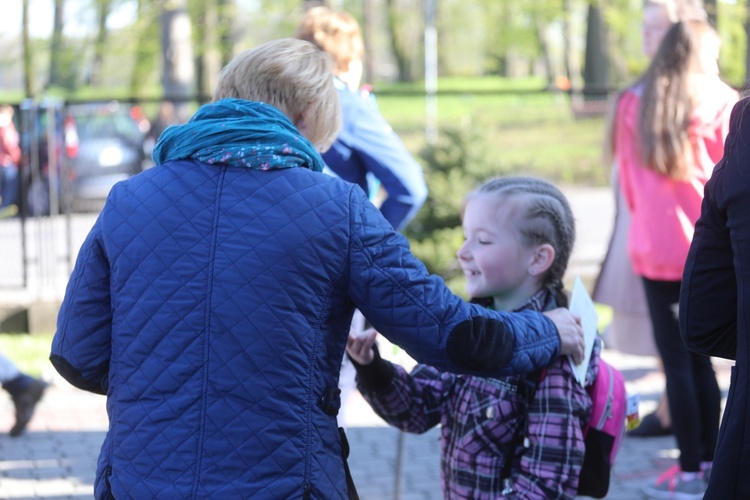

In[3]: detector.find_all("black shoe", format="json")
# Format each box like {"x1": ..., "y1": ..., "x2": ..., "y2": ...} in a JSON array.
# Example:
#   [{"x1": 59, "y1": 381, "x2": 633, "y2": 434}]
[
  {"x1": 9, "y1": 379, "x2": 47, "y2": 437},
  {"x1": 628, "y1": 412, "x2": 672, "y2": 438}
]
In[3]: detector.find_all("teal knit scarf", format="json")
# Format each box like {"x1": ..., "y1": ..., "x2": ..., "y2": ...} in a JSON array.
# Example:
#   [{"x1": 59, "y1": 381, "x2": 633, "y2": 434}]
[{"x1": 152, "y1": 98, "x2": 325, "y2": 173}]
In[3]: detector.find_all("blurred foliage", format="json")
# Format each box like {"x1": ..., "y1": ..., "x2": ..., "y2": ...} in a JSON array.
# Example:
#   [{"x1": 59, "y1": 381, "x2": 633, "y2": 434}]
[
  {"x1": 403, "y1": 122, "x2": 499, "y2": 294},
  {"x1": 717, "y1": 0, "x2": 749, "y2": 89},
  {"x1": 0, "y1": 334, "x2": 53, "y2": 378}
]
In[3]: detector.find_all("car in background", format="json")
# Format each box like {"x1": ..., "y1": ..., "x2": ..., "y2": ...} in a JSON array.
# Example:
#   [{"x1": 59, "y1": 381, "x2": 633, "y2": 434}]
[
  {"x1": 65, "y1": 101, "x2": 150, "y2": 211},
  {"x1": 18, "y1": 100, "x2": 150, "y2": 215}
]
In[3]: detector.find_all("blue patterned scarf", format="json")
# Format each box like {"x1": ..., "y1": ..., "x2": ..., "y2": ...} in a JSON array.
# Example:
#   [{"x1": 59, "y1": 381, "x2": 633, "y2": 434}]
[{"x1": 152, "y1": 98, "x2": 325, "y2": 172}]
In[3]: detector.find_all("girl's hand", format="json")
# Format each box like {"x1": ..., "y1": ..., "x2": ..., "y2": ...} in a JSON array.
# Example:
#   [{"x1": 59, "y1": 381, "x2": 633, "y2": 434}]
[{"x1": 346, "y1": 328, "x2": 378, "y2": 365}]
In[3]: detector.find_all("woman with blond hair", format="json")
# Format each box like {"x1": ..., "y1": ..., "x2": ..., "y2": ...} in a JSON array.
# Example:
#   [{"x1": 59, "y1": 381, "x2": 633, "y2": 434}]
[{"x1": 49, "y1": 38, "x2": 584, "y2": 499}]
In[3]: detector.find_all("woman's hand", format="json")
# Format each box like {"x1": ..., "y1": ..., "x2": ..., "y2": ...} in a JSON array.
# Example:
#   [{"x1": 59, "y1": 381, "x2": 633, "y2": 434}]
[
  {"x1": 346, "y1": 328, "x2": 378, "y2": 365},
  {"x1": 543, "y1": 308, "x2": 585, "y2": 365}
]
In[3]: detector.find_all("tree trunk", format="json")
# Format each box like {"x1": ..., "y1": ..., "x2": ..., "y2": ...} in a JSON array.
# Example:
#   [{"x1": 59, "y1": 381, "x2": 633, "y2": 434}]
[
  {"x1": 216, "y1": 0, "x2": 237, "y2": 69},
  {"x1": 48, "y1": 0, "x2": 65, "y2": 88},
  {"x1": 130, "y1": 0, "x2": 160, "y2": 97},
  {"x1": 88, "y1": 0, "x2": 113, "y2": 86},
  {"x1": 191, "y1": 0, "x2": 209, "y2": 100},
  {"x1": 705, "y1": 0, "x2": 717, "y2": 27},
  {"x1": 562, "y1": 0, "x2": 580, "y2": 90},
  {"x1": 534, "y1": 17, "x2": 555, "y2": 88},
  {"x1": 583, "y1": 2, "x2": 609, "y2": 101},
  {"x1": 161, "y1": 0, "x2": 195, "y2": 118},
  {"x1": 22, "y1": 0, "x2": 34, "y2": 97},
  {"x1": 362, "y1": 0, "x2": 376, "y2": 84},
  {"x1": 386, "y1": 0, "x2": 412, "y2": 82},
  {"x1": 302, "y1": 0, "x2": 327, "y2": 9}
]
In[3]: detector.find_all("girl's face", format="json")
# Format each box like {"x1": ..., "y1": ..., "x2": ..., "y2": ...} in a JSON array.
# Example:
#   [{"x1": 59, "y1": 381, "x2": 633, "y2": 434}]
[
  {"x1": 642, "y1": 4, "x2": 674, "y2": 60},
  {"x1": 457, "y1": 194, "x2": 541, "y2": 311}
]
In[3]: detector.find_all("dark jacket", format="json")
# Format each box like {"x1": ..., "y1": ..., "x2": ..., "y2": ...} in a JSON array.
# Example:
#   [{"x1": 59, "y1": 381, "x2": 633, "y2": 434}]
[
  {"x1": 51, "y1": 158, "x2": 561, "y2": 499},
  {"x1": 680, "y1": 97, "x2": 750, "y2": 498}
]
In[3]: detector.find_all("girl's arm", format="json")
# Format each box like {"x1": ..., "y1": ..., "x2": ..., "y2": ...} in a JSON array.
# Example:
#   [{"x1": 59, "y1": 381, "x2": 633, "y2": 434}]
[
  {"x1": 509, "y1": 361, "x2": 589, "y2": 499},
  {"x1": 350, "y1": 342, "x2": 454, "y2": 434}
]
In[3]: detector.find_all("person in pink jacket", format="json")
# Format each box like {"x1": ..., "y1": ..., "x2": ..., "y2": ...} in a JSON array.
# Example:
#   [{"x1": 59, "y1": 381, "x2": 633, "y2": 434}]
[
  {"x1": 615, "y1": 19, "x2": 738, "y2": 499},
  {"x1": 595, "y1": 0, "x2": 708, "y2": 439}
]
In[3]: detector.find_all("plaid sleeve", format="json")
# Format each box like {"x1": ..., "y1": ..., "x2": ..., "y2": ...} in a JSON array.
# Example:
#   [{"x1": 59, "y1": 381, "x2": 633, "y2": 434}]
[
  {"x1": 509, "y1": 358, "x2": 590, "y2": 499},
  {"x1": 358, "y1": 363, "x2": 456, "y2": 434}
]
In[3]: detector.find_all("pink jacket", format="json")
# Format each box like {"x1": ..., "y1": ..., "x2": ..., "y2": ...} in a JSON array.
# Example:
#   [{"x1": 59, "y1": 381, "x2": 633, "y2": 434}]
[{"x1": 616, "y1": 79, "x2": 737, "y2": 281}]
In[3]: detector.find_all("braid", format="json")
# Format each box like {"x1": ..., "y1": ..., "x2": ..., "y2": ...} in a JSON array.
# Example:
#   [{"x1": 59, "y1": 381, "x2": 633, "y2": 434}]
[{"x1": 467, "y1": 176, "x2": 576, "y2": 307}]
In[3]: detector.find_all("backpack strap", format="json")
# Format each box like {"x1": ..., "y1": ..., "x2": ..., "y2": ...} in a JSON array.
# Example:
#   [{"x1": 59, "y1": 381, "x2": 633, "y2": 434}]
[{"x1": 500, "y1": 369, "x2": 546, "y2": 495}]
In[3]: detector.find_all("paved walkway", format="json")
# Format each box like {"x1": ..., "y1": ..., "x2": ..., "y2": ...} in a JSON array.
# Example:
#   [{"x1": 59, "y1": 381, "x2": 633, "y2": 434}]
[{"x1": 0, "y1": 348, "x2": 734, "y2": 499}]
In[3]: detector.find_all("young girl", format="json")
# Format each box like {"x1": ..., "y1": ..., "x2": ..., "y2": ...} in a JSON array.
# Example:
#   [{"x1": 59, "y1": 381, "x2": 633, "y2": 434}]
[{"x1": 347, "y1": 176, "x2": 600, "y2": 499}]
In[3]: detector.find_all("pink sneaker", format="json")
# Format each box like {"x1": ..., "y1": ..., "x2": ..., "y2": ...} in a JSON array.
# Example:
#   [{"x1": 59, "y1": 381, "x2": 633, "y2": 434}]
[{"x1": 643, "y1": 465, "x2": 707, "y2": 499}]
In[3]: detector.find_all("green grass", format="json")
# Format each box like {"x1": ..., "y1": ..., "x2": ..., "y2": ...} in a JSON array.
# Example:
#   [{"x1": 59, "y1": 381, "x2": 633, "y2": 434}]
[
  {"x1": 373, "y1": 80, "x2": 609, "y2": 187},
  {"x1": 0, "y1": 334, "x2": 54, "y2": 378}
]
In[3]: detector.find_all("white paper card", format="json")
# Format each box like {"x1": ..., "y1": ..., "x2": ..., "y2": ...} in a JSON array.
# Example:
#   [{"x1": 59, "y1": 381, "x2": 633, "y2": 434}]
[{"x1": 567, "y1": 276, "x2": 599, "y2": 386}]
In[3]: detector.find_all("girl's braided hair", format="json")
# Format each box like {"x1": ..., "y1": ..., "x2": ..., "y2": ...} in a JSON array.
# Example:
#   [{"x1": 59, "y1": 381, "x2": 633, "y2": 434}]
[{"x1": 464, "y1": 176, "x2": 576, "y2": 307}]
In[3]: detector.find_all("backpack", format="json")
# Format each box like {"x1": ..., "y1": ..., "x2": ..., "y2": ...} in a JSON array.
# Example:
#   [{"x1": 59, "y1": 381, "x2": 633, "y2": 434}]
[
  {"x1": 577, "y1": 357, "x2": 628, "y2": 498},
  {"x1": 506, "y1": 357, "x2": 628, "y2": 499}
]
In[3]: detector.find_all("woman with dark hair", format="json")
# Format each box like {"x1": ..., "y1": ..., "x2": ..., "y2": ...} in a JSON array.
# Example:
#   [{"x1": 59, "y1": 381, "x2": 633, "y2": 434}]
[{"x1": 613, "y1": 20, "x2": 737, "y2": 498}]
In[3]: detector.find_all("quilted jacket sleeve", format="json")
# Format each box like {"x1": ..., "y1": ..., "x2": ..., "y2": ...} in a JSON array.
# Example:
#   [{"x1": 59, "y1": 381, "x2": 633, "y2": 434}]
[
  {"x1": 50, "y1": 216, "x2": 112, "y2": 395},
  {"x1": 346, "y1": 187, "x2": 561, "y2": 377}
]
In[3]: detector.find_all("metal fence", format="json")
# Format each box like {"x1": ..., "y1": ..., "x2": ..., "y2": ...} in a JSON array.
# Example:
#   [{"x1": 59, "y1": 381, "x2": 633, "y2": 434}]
[{"x1": 0, "y1": 98, "x2": 198, "y2": 294}]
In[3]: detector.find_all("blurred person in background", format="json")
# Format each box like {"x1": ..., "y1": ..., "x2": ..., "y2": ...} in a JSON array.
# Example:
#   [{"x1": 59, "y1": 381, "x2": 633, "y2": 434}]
[
  {"x1": 296, "y1": 6, "x2": 427, "y2": 231},
  {"x1": 594, "y1": 0, "x2": 708, "y2": 439},
  {"x1": 0, "y1": 105, "x2": 21, "y2": 213},
  {"x1": 0, "y1": 352, "x2": 46, "y2": 437},
  {"x1": 612, "y1": 19, "x2": 737, "y2": 498}
]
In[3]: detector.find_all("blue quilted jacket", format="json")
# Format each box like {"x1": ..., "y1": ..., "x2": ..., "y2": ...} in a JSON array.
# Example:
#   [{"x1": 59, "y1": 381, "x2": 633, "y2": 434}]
[{"x1": 51, "y1": 159, "x2": 560, "y2": 499}]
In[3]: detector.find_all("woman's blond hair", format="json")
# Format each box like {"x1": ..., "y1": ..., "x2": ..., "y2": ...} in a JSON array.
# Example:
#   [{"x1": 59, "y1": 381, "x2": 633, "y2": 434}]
[
  {"x1": 296, "y1": 6, "x2": 364, "y2": 74},
  {"x1": 213, "y1": 38, "x2": 341, "y2": 151}
]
